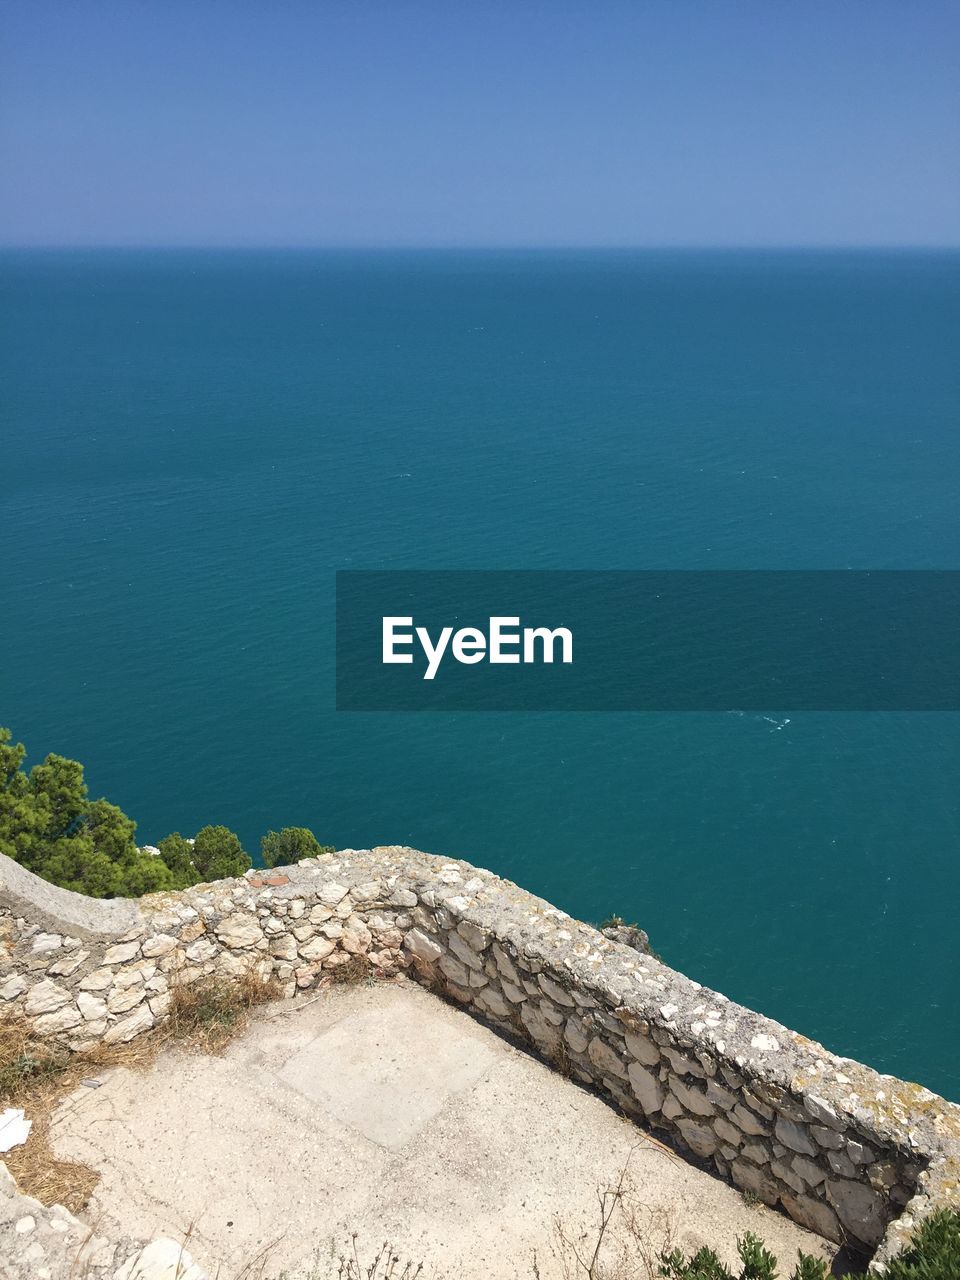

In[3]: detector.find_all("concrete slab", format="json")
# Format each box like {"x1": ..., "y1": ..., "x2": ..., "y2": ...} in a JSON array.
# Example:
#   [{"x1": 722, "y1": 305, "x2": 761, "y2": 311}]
[
  {"x1": 278, "y1": 997, "x2": 503, "y2": 1149},
  {"x1": 49, "y1": 979, "x2": 837, "y2": 1279}
]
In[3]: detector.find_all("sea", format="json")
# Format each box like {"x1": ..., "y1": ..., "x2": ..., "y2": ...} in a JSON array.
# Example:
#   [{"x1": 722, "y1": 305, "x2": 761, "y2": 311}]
[{"x1": 2, "y1": 248, "x2": 958, "y2": 1099}]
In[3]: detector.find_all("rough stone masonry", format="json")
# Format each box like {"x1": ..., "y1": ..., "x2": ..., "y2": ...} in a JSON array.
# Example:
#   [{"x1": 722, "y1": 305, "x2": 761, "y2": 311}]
[{"x1": 1, "y1": 846, "x2": 958, "y2": 1278}]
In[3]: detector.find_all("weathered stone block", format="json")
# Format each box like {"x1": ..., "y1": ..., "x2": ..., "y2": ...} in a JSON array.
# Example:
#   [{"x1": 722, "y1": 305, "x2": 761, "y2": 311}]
[
  {"x1": 677, "y1": 1118, "x2": 718, "y2": 1159},
  {"x1": 404, "y1": 928, "x2": 443, "y2": 963},
  {"x1": 624, "y1": 1030, "x2": 660, "y2": 1066},
  {"x1": 771, "y1": 1159, "x2": 805, "y2": 1195},
  {"x1": 141, "y1": 933, "x2": 178, "y2": 958},
  {"x1": 826, "y1": 1178, "x2": 885, "y2": 1247},
  {"x1": 731, "y1": 1158, "x2": 779, "y2": 1207},
  {"x1": 587, "y1": 1036, "x2": 627, "y2": 1080},
  {"x1": 25, "y1": 979, "x2": 71, "y2": 1016},
  {"x1": 775, "y1": 1116, "x2": 817, "y2": 1156},
  {"x1": 475, "y1": 986, "x2": 510, "y2": 1018},
  {"x1": 714, "y1": 1116, "x2": 742, "y2": 1147},
  {"x1": 215, "y1": 913, "x2": 262, "y2": 949},
  {"x1": 811, "y1": 1125, "x2": 844, "y2": 1150},
  {"x1": 103, "y1": 941, "x2": 140, "y2": 965},
  {"x1": 438, "y1": 953, "x2": 471, "y2": 987},
  {"x1": 668, "y1": 1076, "x2": 715, "y2": 1118},
  {"x1": 456, "y1": 920, "x2": 489, "y2": 952},
  {"x1": 46, "y1": 949, "x2": 88, "y2": 977},
  {"x1": 103, "y1": 1004, "x2": 155, "y2": 1044},
  {"x1": 792, "y1": 1155, "x2": 827, "y2": 1187},
  {"x1": 299, "y1": 936, "x2": 336, "y2": 963},
  {"x1": 491, "y1": 943, "x2": 520, "y2": 987},
  {"x1": 32, "y1": 1004, "x2": 82, "y2": 1035},
  {"x1": 780, "y1": 1192, "x2": 842, "y2": 1243},
  {"x1": 627, "y1": 1062, "x2": 663, "y2": 1115},
  {"x1": 731, "y1": 1103, "x2": 770, "y2": 1137},
  {"x1": 77, "y1": 992, "x2": 107, "y2": 1021},
  {"x1": 538, "y1": 973, "x2": 576, "y2": 1008},
  {"x1": 447, "y1": 932, "x2": 484, "y2": 970},
  {"x1": 0, "y1": 974, "x2": 26, "y2": 1000},
  {"x1": 318, "y1": 882, "x2": 349, "y2": 906},
  {"x1": 107, "y1": 985, "x2": 146, "y2": 1014}
]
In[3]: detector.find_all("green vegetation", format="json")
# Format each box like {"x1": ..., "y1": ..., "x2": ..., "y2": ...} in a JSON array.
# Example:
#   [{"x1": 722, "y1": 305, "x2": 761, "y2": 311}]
[
  {"x1": 0, "y1": 726, "x2": 332, "y2": 898},
  {"x1": 156, "y1": 831, "x2": 199, "y2": 883},
  {"x1": 261, "y1": 825, "x2": 334, "y2": 868},
  {"x1": 155, "y1": 825, "x2": 253, "y2": 887},
  {"x1": 658, "y1": 1210, "x2": 960, "y2": 1280},
  {"x1": 0, "y1": 727, "x2": 176, "y2": 898},
  {"x1": 190, "y1": 823, "x2": 250, "y2": 880}
]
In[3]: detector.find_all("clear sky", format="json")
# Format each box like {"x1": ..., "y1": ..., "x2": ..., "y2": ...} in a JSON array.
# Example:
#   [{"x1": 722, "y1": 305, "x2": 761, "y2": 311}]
[{"x1": 2, "y1": 0, "x2": 958, "y2": 247}]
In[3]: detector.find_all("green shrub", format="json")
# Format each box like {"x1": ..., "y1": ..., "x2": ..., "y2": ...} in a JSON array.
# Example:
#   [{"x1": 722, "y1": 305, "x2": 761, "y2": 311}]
[
  {"x1": 0, "y1": 727, "x2": 254, "y2": 895},
  {"x1": 261, "y1": 826, "x2": 333, "y2": 868},
  {"x1": 883, "y1": 1209, "x2": 960, "y2": 1279},
  {"x1": 157, "y1": 831, "x2": 201, "y2": 886},
  {"x1": 658, "y1": 1210, "x2": 960, "y2": 1280},
  {"x1": 190, "y1": 824, "x2": 251, "y2": 880},
  {"x1": 659, "y1": 1232, "x2": 789, "y2": 1280},
  {"x1": 0, "y1": 726, "x2": 175, "y2": 898}
]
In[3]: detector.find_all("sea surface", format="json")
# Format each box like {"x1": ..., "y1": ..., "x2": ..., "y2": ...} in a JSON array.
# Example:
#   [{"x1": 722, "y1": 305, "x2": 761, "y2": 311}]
[{"x1": 2, "y1": 249, "x2": 958, "y2": 1098}]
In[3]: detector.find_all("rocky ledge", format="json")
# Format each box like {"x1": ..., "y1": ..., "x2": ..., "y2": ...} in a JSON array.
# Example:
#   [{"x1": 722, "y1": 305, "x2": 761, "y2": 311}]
[{"x1": 1, "y1": 846, "x2": 958, "y2": 1276}]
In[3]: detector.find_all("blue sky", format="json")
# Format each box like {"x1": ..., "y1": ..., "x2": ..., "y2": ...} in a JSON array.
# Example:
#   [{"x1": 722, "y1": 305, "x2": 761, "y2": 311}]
[{"x1": 2, "y1": 1, "x2": 958, "y2": 247}]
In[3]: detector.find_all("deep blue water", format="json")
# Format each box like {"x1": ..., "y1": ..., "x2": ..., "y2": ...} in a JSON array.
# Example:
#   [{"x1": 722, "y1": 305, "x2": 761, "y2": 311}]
[{"x1": 2, "y1": 249, "x2": 958, "y2": 1098}]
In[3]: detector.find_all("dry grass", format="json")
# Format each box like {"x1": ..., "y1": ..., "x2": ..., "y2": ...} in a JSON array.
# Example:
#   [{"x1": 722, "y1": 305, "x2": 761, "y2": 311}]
[
  {"x1": 333, "y1": 1238, "x2": 426, "y2": 1280},
  {"x1": 537, "y1": 1148, "x2": 683, "y2": 1280},
  {"x1": 0, "y1": 970, "x2": 281, "y2": 1213},
  {"x1": 326, "y1": 954, "x2": 374, "y2": 987},
  {"x1": 165, "y1": 969, "x2": 281, "y2": 1054}
]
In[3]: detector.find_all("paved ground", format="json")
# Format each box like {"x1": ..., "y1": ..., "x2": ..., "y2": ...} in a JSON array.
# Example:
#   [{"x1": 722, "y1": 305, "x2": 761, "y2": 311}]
[{"x1": 50, "y1": 979, "x2": 836, "y2": 1279}]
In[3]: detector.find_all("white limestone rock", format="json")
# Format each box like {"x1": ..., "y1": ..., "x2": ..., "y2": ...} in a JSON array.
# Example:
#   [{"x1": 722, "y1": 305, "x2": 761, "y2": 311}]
[
  {"x1": 0, "y1": 974, "x2": 26, "y2": 1000},
  {"x1": 103, "y1": 942, "x2": 141, "y2": 965},
  {"x1": 24, "y1": 979, "x2": 71, "y2": 1016},
  {"x1": 298, "y1": 936, "x2": 335, "y2": 963},
  {"x1": 114, "y1": 1237, "x2": 209, "y2": 1279},
  {"x1": 79, "y1": 967, "x2": 115, "y2": 992},
  {"x1": 215, "y1": 914, "x2": 262, "y2": 949},
  {"x1": 104, "y1": 1003, "x2": 155, "y2": 1044},
  {"x1": 141, "y1": 934, "x2": 178, "y2": 958},
  {"x1": 107, "y1": 986, "x2": 146, "y2": 1014},
  {"x1": 78, "y1": 992, "x2": 108, "y2": 1021},
  {"x1": 318, "y1": 882, "x2": 349, "y2": 906}
]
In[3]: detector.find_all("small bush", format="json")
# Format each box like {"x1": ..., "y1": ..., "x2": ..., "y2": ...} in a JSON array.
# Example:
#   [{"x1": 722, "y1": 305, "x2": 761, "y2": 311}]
[
  {"x1": 190, "y1": 824, "x2": 252, "y2": 880},
  {"x1": 883, "y1": 1208, "x2": 960, "y2": 1279},
  {"x1": 598, "y1": 915, "x2": 657, "y2": 959},
  {"x1": 261, "y1": 826, "x2": 334, "y2": 868},
  {"x1": 658, "y1": 1210, "x2": 960, "y2": 1280},
  {"x1": 157, "y1": 830, "x2": 202, "y2": 886},
  {"x1": 0, "y1": 725, "x2": 178, "y2": 898}
]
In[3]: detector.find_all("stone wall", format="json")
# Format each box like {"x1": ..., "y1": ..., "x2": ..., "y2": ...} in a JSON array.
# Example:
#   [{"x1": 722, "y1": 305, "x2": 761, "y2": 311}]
[
  {"x1": 0, "y1": 1161, "x2": 207, "y2": 1280},
  {"x1": 2, "y1": 846, "x2": 958, "y2": 1275}
]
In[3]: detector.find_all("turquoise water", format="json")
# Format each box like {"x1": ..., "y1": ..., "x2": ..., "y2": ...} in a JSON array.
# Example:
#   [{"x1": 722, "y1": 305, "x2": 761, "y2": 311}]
[{"x1": 2, "y1": 249, "x2": 958, "y2": 1098}]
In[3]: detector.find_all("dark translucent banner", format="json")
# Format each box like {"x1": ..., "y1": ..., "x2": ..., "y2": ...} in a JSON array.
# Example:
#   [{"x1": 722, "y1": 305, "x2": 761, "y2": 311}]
[{"x1": 336, "y1": 571, "x2": 960, "y2": 711}]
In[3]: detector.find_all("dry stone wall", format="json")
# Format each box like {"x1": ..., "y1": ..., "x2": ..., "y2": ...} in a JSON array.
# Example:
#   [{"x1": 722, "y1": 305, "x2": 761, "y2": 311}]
[{"x1": 1, "y1": 845, "x2": 959, "y2": 1277}]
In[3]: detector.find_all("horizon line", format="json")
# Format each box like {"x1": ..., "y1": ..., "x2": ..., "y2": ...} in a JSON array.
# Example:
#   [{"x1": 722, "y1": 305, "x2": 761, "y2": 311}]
[{"x1": 2, "y1": 242, "x2": 959, "y2": 253}]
